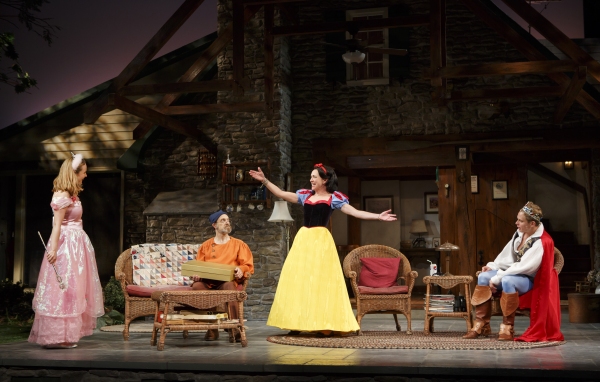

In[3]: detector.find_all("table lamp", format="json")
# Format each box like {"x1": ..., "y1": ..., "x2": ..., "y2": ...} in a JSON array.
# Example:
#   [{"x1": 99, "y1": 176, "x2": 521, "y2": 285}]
[
  {"x1": 435, "y1": 241, "x2": 459, "y2": 276},
  {"x1": 410, "y1": 219, "x2": 428, "y2": 248},
  {"x1": 268, "y1": 200, "x2": 294, "y2": 254}
]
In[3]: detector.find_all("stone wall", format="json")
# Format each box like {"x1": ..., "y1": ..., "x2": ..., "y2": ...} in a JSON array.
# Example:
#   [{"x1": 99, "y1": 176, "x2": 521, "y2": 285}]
[{"x1": 290, "y1": 0, "x2": 596, "y2": 179}]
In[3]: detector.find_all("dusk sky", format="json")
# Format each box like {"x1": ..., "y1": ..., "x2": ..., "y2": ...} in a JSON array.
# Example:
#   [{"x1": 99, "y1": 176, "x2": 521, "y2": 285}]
[{"x1": 0, "y1": 0, "x2": 584, "y2": 129}]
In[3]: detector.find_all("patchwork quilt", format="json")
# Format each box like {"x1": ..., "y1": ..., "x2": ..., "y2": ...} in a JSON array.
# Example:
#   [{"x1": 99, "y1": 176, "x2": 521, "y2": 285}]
[{"x1": 130, "y1": 243, "x2": 200, "y2": 287}]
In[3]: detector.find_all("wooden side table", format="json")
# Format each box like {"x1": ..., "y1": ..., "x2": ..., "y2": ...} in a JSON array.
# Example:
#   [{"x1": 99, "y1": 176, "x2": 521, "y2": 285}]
[
  {"x1": 151, "y1": 290, "x2": 248, "y2": 350},
  {"x1": 423, "y1": 275, "x2": 473, "y2": 334}
]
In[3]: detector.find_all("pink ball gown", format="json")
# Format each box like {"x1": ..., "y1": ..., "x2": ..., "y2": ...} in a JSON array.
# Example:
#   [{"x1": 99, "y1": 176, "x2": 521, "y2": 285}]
[{"x1": 28, "y1": 196, "x2": 104, "y2": 346}]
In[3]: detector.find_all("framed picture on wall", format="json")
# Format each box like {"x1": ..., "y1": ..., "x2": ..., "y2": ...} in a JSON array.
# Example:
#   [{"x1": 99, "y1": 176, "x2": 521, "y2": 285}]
[
  {"x1": 492, "y1": 180, "x2": 508, "y2": 200},
  {"x1": 364, "y1": 196, "x2": 393, "y2": 214},
  {"x1": 424, "y1": 192, "x2": 439, "y2": 214}
]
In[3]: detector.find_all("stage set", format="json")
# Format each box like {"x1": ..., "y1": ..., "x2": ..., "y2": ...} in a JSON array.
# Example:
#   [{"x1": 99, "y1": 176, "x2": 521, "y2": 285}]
[{"x1": 1, "y1": 310, "x2": 598, "y2": 381}]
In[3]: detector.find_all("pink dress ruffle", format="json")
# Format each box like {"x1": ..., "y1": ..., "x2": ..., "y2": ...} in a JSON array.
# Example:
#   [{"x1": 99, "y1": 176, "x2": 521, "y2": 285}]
[{"x1": 28, "y1": 196, "x2": 104, "y2": 346}]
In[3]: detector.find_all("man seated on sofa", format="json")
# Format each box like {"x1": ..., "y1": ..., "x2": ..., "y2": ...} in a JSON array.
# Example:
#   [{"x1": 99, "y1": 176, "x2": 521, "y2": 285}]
[{"x1": 191, "y1": 210, "x2": 254, "y2": 341}]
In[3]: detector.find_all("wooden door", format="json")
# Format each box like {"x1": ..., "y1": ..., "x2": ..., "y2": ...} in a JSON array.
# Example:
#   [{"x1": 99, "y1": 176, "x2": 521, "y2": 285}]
[{"x1": 472, "y1": 164, "x2": 527, "y2": 270}]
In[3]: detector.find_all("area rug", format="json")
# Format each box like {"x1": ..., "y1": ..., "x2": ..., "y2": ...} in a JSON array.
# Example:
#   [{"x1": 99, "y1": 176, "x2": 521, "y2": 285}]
[{"x1": 266, "y1": 331, "x2": 566, "y2": 350}]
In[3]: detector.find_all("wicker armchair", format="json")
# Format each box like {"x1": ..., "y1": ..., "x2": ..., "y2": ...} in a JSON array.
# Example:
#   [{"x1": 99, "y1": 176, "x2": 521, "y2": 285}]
[
  {"x1": 343, "y1": 245, "x2": 418, "y2": 334},
  {"x1": 114, "y1": 248, "x2": 250, "y2": 340},
  {"x1": 475, "y1": 247, "x2": 564, "y2": 316}
]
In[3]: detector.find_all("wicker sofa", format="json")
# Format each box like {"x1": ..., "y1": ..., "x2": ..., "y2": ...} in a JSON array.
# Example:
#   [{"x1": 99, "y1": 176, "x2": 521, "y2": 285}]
[{"x1": 114, "y1": 248, "x2": 250, "y2": 340}]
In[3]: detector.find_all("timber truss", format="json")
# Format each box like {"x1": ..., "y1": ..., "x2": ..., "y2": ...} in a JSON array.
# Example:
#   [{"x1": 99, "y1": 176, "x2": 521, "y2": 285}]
[{"x1": 83, "y1": 0, "x2": 600, "y2": 155}]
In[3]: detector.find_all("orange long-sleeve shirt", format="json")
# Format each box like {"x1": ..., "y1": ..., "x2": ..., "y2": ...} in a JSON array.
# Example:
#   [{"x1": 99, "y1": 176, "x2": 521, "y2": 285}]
[{"x1": 196, "y1": 237, "x2": 254, "y2": 276}]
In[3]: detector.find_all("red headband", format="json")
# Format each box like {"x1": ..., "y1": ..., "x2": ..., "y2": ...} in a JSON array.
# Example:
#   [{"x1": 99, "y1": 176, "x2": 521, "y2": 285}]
[{"x1": 314, "y1": 163, "x2": 327, "y2": 174}]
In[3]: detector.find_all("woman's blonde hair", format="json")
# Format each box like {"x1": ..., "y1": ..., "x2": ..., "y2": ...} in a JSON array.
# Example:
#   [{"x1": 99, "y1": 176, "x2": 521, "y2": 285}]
[{"x1": 52, "y1": 156, "x2": 86, "y2": 196}]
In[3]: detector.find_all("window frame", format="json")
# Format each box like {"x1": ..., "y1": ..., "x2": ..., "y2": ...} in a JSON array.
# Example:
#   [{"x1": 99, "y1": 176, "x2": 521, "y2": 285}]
[{"x1": 345, "y1": 7, "x2": 390, "y2": 86}]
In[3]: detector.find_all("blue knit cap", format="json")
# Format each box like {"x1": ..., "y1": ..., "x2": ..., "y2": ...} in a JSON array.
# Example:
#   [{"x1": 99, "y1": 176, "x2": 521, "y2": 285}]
[{"x1": 209, "y1": 210, "x2": 227, "y2": 224}]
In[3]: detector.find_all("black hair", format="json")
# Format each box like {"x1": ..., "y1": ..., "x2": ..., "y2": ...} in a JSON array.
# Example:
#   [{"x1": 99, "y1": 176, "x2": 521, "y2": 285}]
[{"x1": 314, "y1": 164, "x2": 338, "y2": 194}]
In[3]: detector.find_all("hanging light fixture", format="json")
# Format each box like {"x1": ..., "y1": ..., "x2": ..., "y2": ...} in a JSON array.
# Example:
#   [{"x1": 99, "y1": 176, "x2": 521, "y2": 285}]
[{"x1": 342, "y1": 51, "x2": 365, "y2": 64}]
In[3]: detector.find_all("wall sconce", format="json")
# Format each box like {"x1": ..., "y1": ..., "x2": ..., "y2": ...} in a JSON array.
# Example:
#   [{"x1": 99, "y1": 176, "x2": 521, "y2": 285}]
[{"x1": 563, "y1": 161, "x2": 574, "y2": 170}]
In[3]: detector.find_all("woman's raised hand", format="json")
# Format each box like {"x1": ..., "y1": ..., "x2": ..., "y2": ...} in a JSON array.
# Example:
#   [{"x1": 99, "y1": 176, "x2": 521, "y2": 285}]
[
  {"x1": 378, "y1": 209, "x2": 397, "y2": 222},
  {"x1": 248, "y1": 167, "x2": 265, "y2": 182}
]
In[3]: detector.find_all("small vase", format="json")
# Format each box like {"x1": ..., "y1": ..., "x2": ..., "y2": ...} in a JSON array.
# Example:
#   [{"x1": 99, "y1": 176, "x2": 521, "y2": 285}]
[
  {"x1": 235, "y1": 169, "x2": 244, "y2": 182},
  {"x1": 596, "y1": 285, "x2": 600, "y2": 294}
]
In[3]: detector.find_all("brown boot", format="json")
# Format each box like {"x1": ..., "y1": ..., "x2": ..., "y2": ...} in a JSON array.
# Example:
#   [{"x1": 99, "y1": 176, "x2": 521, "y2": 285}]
[
  {"x1": 498, "y1": 292, "x2": 519, "y2": 341},
  {"x1": 204, "y1": 329, "x2": 219, "y2": 341},
  {"x1": 463, "y1": 285, "x2": 493, "y2": 339}
]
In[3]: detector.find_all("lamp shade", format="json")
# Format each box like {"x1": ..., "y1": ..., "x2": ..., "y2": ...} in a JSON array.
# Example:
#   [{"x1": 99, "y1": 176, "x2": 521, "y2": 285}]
[
  {"x1": 435, "y1": 242, "x2": 459, "y2": 251},
  {"x1": 409, "y1": 219, "x2": 427, "y2": 234},
  {"x1": 268, "y1": 201, "x2": 294, "y2": 222},
  {"x1": 342, "y1": 51, "x2": 365, "y2": 64}
]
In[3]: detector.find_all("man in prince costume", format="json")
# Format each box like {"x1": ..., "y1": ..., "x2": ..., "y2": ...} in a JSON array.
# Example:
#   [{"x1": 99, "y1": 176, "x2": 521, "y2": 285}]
[
  {"x1": 464, "y1": 201, "x2": 563, "y2": 342},
  {"x1": 29, "y1": 153, "x2": 104, "y2": 348},
  {"x1": 249, "y1": 164, "x2": 396, "y2": 335}
]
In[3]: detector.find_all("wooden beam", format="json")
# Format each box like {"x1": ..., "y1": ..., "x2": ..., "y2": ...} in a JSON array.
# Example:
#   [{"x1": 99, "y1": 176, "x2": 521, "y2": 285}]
[
  {"x1": 439, "y1": 0, "x2": 447, "y2": 106},
  {"x1": 460, "y1": 0, "x2": 600, "y2": 120},
  {"x1": 425, "y1": 60, "x2": 580, "y2": 79},
  {"x1": 347, "y1": 147, "x2": 455, "y2": 169},
  {"x1": 118, "y1": 79, "x2": 250, "y2": 96},
  {"x1": 264, "y1": 4, "x2": 275, "y2": 118},
  {"x1": 554, "y1": 66, "x2": 588, "y2": 123},
  {"x1": 164, "y1": 102, "x2": 267, "y2": 115},
  {"x1": 109, "y1": 94, "x2": 216, "y2": 152},
  {"x1": 132, "y1": 5, "x2": 261, "y2": 139},
  {"x1": 430, "y1": 0, "x2": 443, "y2": 88},
  {"x1": 233, "y1": 0, "x2": 245, "y2": 97},
  {"x1": 502, "y1": 0, "x2": 600, "y2": 84},
  {"x1": 449, "y1": 86, "x2": 564, "y2": 101},
  {"x1": 271, "y1": 15, "x2": 430, "y2": 36},
  {"x1": 84, "y1": 0, "x2": 205, "y2": 124},
  {"x1": 84, "y1": 93, "x2": 112, "y2": 125}
]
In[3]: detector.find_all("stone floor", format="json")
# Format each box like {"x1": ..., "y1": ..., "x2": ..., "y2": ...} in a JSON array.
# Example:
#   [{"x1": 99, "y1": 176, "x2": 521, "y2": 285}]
[{"x1": 1, "y1": 311, "x2": 599, "y2": 381}]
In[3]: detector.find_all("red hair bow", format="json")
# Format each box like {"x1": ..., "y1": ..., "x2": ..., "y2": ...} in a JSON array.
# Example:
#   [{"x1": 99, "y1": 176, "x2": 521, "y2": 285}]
[{"x1": 314, "y1": 163, "x2": 327, "y2": 174}]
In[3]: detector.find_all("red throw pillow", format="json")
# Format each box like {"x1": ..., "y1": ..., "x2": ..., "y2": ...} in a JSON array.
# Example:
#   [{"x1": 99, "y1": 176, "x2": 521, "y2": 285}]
[{"x1": 358, "y1": 257, "x2": 401, "y2": 288}]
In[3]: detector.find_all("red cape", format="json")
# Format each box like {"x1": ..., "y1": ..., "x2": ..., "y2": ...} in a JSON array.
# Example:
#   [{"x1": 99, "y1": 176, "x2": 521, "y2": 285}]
[{"x1": 515, "y1": 230, "x2": 564, "y2": 342}]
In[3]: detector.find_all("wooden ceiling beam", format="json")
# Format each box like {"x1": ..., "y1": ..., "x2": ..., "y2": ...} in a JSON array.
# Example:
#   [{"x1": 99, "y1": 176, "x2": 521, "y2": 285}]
[
  {"x1": 84, "y1": 0, "x2": 206, "y2": 124},
  {"x1": 132, "y1": 5, "x2": 261, "y2": 139},
  {"x1": 460, "y1": 0, "x2": 600, "y2": 120},
  {"x1": 271, "y1": 15, "x2": 429, "y2": 36},
  {"x1": 109, "y1": 94, "x2": 217, "y2": 152},
  {"x1": 425, "y1": 60, "x2": 580, "y2": 79},
  {"x1": 502, "y1": 0, "x2": 600, "y2": 84},
  {"x1": 347, "y1": 146, "x2": 456, "y2": 169},
  {"x1": 449, "y1": 86, "x2": 563, "y2": 101},
  {"x1": 164, "y1": 102, "x2": 267, "y2": 115},
  {"x1": 554, "y1": 66, "x2": 588, "y2": 124},
  {"x1": 264, "y1": 4, "x2": 275, "y2": 118},
  {"x1": 278, "y1": 3, "x2": 298, "y2": 25},
  {"x1": 118, "y1": 79, "x2": 250, "y2": 96}
]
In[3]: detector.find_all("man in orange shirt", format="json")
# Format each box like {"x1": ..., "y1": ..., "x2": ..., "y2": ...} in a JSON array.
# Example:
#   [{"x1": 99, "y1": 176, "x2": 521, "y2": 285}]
[{"x1": 191, "y1": 210, "x2": 254, "y2": 341}]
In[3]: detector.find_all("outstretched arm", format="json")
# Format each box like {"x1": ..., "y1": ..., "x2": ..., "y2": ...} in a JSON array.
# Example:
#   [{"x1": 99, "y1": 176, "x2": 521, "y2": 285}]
[
  {"x1": 340, "y1": 204, "x2": 397, "y2": 221},
  {"x1": 248, "y1": 167, "x2": 297, "y2": 203}
]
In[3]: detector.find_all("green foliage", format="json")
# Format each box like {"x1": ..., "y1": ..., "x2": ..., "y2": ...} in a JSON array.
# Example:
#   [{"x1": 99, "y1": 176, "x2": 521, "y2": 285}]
[
  {"x1": 0, "y1": 0, "x2": 60, "y2": 93},
  {"x1": 0, "y1": 278, "x2": 34, "y2": 322},
  {"x1": 103, "y1": 276, "x2": 125, "y2": 313}
]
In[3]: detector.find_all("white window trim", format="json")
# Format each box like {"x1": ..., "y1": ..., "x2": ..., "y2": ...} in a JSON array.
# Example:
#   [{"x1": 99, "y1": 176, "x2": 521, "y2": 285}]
[{"x1": 346, "y1": 7, "x2": 389, "y2": 87}]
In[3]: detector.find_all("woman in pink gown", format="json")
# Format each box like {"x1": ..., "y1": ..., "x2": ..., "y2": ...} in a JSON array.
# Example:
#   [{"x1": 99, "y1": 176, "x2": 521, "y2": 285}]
[{"x1": 28, "y1": 153, "x2": 104, "y2": 348}]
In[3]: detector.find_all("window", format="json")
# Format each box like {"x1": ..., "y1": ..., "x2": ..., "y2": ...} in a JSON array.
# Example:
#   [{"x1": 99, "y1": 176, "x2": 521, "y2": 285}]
[{"x1": 346, "y1": 8, "x2": 389, "y2": 86}]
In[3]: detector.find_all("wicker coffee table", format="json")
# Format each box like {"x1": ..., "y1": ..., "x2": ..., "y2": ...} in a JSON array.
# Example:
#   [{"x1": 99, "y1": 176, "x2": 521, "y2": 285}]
[
  {"x1": 150, "y1": 290, "x2": 248, "y2": 350},
  {"x1": 423, "y1": 275, "x2": 473, "y2": 335}
]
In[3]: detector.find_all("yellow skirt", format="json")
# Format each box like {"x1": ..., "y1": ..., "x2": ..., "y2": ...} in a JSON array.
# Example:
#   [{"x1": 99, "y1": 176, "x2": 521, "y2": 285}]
[{"x1": 267, "y1": 227, "x2": 360, "y2": 332}]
